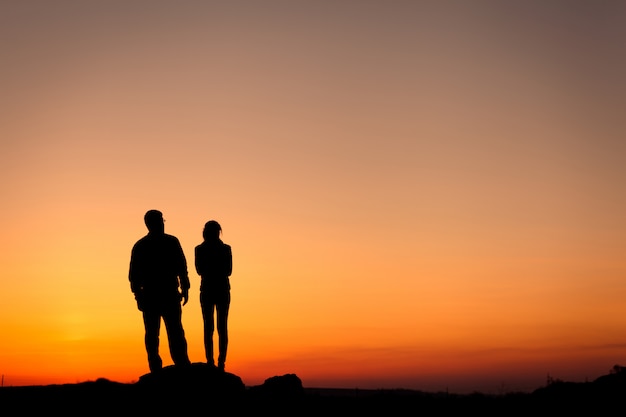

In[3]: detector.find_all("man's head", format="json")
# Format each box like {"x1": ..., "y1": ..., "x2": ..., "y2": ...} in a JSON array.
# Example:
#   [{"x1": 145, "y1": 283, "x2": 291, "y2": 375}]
[
  {"x1": 144, "y1": 210, "x2": 165, "y2": 234},
  {"x1": 203, "y1": 220, "x2": 222, "y2": 240}
]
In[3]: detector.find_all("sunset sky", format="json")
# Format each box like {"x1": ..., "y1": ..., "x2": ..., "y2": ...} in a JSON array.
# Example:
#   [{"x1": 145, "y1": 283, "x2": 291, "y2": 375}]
[{"x1": 1, "y1": 1, "x2": 625, "y2": 394}]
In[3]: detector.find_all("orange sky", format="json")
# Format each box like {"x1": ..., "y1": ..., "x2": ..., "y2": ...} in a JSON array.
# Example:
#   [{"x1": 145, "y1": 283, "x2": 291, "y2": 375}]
[{"x1": 1, "y1": 1, "x2": 625, "y2": 394}]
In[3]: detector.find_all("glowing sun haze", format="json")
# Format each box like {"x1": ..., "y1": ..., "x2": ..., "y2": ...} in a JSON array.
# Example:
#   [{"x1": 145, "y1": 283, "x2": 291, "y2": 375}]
[{"x1": 1, "y1": 1, "x2": 625, "y2": 393}]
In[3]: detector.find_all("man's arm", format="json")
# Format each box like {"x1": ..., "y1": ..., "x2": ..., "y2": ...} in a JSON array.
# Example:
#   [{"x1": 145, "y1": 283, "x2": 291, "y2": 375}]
[
  {"x1": 128, "y1": 243, "x2": 145, "y2": 310},
  {"x1": 175, "y1": 237, "x2": 190, "y2": 306},
  {"x1": 128, "y1": 244, "x2": 141, "y2": 293}
]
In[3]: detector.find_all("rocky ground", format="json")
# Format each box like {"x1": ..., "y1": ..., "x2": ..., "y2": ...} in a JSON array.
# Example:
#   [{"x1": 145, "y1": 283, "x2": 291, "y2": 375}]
[{"x1": 1, "y1": 363, "x2": 625, "y2": 416}]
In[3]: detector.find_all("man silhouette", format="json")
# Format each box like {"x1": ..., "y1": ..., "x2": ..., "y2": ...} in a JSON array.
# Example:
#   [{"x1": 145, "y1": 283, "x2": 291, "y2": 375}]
[
  {"x1": 129, "y1": 209, "x2": 191, "y2": 372},
  {"x1": 195, "y1": 220, "x2": 232, "y2": 371}
]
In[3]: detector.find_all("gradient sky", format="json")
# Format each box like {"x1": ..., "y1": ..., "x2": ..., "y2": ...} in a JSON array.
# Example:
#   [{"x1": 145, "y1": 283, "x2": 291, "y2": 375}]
[{"x1": 1, "y1": 1, "x2": 625, "y2": 394}]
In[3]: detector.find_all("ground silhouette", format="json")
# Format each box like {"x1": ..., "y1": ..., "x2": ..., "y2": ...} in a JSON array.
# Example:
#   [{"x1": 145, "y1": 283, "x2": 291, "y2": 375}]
[{"x1": 1, "y1": 364, "x2": 625, "y2": 416}]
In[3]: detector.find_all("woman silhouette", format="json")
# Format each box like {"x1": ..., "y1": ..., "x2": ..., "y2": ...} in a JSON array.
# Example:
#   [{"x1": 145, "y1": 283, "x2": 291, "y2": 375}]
[{"x1": 194, "y1": 220, "x2": 232, "y2": 370}]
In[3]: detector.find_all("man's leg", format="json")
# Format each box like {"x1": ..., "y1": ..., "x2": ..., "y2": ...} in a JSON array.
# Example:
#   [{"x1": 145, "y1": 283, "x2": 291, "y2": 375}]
[
  {"x1": 216, "y1": 292, "x2": 231, "y2": 370},
  {"x1": 162, "y1": 303, "x2": 190, "y2": 367},
  {"x1": 142, "y1": 310, "x2": 163, "y2": 372}
]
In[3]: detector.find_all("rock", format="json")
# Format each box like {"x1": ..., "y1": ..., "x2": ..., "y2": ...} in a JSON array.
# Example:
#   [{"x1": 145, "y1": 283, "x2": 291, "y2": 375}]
[
  {"x1": 135, "y1": 362, "x2": 246, "y2": 402},
  {"x1": 248, "y1": 373, "x2": 304, "y2": 399}
]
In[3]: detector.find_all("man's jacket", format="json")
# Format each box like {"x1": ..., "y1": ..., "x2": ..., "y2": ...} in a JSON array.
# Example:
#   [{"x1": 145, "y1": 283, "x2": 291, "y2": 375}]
[{"x1": 129, "y1": 233, "x2": 190, "y2": 308}]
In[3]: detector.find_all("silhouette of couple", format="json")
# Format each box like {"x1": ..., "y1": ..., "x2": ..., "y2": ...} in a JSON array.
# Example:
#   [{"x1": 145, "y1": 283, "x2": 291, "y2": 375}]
[{"x1": 129, "y1": 210, "x2": 232, "y2": 373}]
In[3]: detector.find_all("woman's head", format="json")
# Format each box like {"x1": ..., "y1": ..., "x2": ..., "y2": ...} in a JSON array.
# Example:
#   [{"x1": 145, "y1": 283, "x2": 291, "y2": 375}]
[{"x1": 203, "y1": 220, "x2": 222, "y2": 240}]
